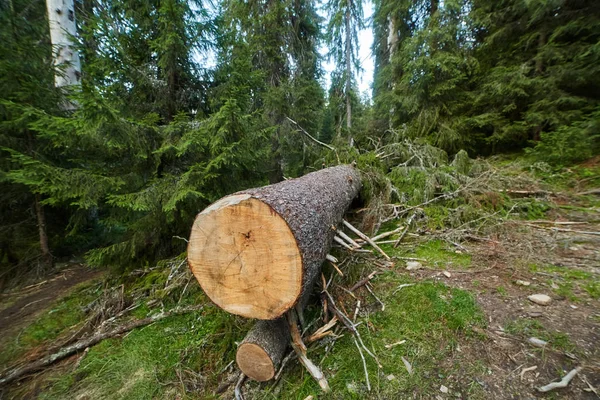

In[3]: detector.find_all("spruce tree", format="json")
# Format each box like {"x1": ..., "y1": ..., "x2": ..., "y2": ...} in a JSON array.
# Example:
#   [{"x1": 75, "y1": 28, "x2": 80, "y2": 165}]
[{"x1": 325, "y1": 0, "x2": 365, "y2": 138}]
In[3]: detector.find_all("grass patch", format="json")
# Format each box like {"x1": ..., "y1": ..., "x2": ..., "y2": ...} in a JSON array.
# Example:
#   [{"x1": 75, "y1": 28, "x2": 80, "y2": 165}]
[
  {"x1": 529, "y1": 263, "x2": 599, "y2": 301},
  {"x1": 41, "y1": 305, "x2": 248, "y2": 399},
  {"x1": 505, "y1": 319, "x2": 575, "y2": 352},
  {"x1": 0, "y1": 282, "x2": 99, "y2": 368},
  {"x1": 382, "y1": 240, "x2": 472, "y2": 270},
  {"x1": 583, "y1": 282, "x2": 600, "y2": 299},
  {"x1": 258, "y1": 275, "x2": 485, "y2": 399}
]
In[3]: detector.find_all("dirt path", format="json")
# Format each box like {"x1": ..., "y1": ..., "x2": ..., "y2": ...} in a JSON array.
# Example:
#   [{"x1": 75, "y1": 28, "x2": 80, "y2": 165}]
[{"x1": 0, "y1": 266, "x2": 103, "y2": 337}]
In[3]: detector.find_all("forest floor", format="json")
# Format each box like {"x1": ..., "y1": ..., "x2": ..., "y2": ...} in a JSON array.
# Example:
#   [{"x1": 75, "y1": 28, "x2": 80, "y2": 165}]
[{"x1": 0, "y1": 156, "x2": 598, "y2": 399}]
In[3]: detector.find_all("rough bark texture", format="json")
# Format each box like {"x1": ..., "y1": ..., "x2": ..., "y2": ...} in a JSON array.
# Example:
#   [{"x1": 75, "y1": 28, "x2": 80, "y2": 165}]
[
  {"x1": 239, "y1": 165, "x2": 361, "y2": 307},
  {"x1": 236, "y1": 318, "x2": 289, "y2": 381},
  {"x1": 188, "y1": 165, "x2": 361, "y2": 320}
]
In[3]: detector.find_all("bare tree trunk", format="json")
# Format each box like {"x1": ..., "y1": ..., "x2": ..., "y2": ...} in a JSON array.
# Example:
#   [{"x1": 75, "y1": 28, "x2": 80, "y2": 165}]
[
  {"x1": 345, "y1": 4, "x2": 352, "y2": 131},
  {"x1": 34, "y1": 194, "x2": 52, "y2": 268},
  {"x1": 430, "y1": 0, "x2": 438, "y2": 17},
  {"x1": 387, "y1": 15, "x2": 398, "y2": 62},
  {"x1": 533, "y1": 30, "x2": 547, "y2": 141},
  {"x1": 46, "y1": 0, "x2": 81, "y2": 90}
]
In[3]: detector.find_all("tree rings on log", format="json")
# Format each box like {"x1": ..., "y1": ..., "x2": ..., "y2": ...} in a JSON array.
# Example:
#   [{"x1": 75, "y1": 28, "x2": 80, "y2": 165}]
[
  {"x1": 188, "y1": 165, "x2": 361, "y2": 320},
  {"x1": 236, "y1": 318, "x2": 289, "y2": 381},
  {"x1": 187, "y1": 194, "x2": 302, "y2": 319}
]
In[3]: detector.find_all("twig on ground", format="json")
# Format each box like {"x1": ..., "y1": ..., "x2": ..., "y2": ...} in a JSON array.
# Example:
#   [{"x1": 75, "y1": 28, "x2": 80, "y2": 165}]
[
  {"x1": 273, "y1": 351, "x2": 296, "y2": 383},
  {"x1": 370, "y1": 227, "x2": 404, "y2": 242},
  {"x1": 353, "y1": 300, "x2": 361, "y2": 323},
  {"x1": 394, "y1": 212, "x2": 417, "y2": 248},
  {"x1": 350, "y1": 271, "x2": 378, "y2": 292},
  {"x1": 306, "y1": 317, "x2": 338, "y2": 344},
  {"x1": 401, "y1": 356, "x2": 413, "y2": 375},
  {"x1": 354, "y1": 336, "x2": 371, "y2": 391},
  {"x1": 537, "y1": 367, "x2": 582, "y2": 393},
  {"x1": 385, "y1": 340, "x2": 406, "y2": 349},
  {"x1": 365, "y1": 283, "x2": 385, "y2": 311},
  {"x1": 0, "y1": 305, "x2": 204, "y2": 386},
  {"x1": 342, "y1": 220, "x2": 391, "y2": 260},
  {"x1": 234, "y1": 373, "x2": 246, "y2": 400},
  {"x1": 522, "y1": 223, "x2": 600, "y2": 236},
  {"x1": 520, "y1": 365, "x2": 537, "y2": 381},
  {"x1": 286, "y1": 310, "x2": 330, "y2": 392},
  {"x1": 334, "y1": 235, "x2": 355, "y2": 251},
  {"x1": 392, "y1": 283, "x2": 415, "y2": 295},
  {"x1": 323, "y1": 290, "x2": 382, "y2": 368},
  {"x1": 332, "y1": 226, "x2": 361, "y2": 248}
]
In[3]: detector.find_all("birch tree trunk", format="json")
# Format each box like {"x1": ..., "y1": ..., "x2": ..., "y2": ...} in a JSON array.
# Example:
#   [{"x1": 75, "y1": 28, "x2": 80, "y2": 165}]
[{"x1": 45, "y1": 0, "x2": 81, "y2": 89}]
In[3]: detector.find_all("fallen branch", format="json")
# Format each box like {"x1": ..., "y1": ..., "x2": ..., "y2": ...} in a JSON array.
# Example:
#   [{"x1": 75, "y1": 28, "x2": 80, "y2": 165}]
[
  {"x1": 286, "y1": 310, "x2": 330, "y2": 392},
  {"x1": 286, "y1": 116, "x2": 337, "y2": 152},
  {"x1": 334, "y1": 235, "x2": 355, "y2": 251},
  {"x1": 522, "y1": 223, "x2": 600, "y2": 236},
  {"x1": 500, "y1": 189, "x2": 552, "y2": 197},
  {"x1": 332, "y1": 226, "x2": 361, "y2": 248},
  {"x1": 350, "y1": 271, "x2": 378, "y2": 292},
  {"x1": 235, "y1": 373, "x2": 246, "y2": 400},
  {"x1": 370, "y1": 227, "x2": 404, "y2": 242},
  {"x1": 0, "y1": 305, "x2": 204, "y2": 386},
  {"x1": 394, "y1": 212, "x2": 417, "y2": 248},
  {"x1": 342, "y1": 220, "x2": 391, "y2": 260},
  {"x1": 537, "y1": 367, "x2": 582, "y2": 393}
]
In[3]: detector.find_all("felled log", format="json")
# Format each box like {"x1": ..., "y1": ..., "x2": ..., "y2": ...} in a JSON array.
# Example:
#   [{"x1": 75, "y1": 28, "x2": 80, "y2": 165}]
[
  {"x1": 236, "y1": 318, "x2": 289, "y2": 381},
  {"x1": 187, "y1": 165, "x2": 361, "y2": 320}
]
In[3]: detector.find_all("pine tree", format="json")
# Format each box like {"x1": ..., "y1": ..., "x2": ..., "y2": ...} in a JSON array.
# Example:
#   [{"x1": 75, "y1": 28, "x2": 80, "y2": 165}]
[
  {"x1": 372, "y1": 0, "x2": 477, "y2": 153},
  {"x1": 469, "y1": 0, "x2": 600, "y2": 158},
  {"x1": 325, "y1": 0, "x2": 365, "y2": 137}
]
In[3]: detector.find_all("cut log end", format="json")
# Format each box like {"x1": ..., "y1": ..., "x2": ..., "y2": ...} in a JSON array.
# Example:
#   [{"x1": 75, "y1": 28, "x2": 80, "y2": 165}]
[
  {"x1": 236, "y1": 343, "x2": 276, "y2": 381},
  {"x1": 188, "y1": 194, "x2": 303, "y2": 320}
]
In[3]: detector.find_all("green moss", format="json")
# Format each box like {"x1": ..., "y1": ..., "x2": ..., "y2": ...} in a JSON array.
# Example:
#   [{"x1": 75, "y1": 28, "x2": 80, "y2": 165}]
[
  {"x1": 382, "y1": 240, "x2": 471, "y2": 269},
  {"x1": 41, "y1": 306, "x2": 249, "y2": 399},
  {"x1": 261, "y1": 276, "x2": 485, "y2": 399},
  {"x1": 583, "y1": 282, "x2": 600, "y2": 299},
  {"x1": 528, "y1": 263, "x2": 599, "y2": 301}
]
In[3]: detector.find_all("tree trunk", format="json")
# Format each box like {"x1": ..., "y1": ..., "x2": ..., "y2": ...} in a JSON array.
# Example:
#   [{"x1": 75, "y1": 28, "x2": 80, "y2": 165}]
[
  {"x1": 34, "y1": 194, "x2": 52, "y2": 268},
  {"x1": 236, "y1": 318, "x2": 288, "y2": 381},
  {"x1": 187, "y1": 165, "x2": 361, "y2": 320},
  {"x1": 45, "y1": 0, "x2": 81, "y2": 89},
  {"x1": 345, "y1": 5, "x2": 352, "y2": 131},
  {"x1": 387, "y1": 15, "x2": 398, "y2": 62},
  {"x1": 430, "y1": 0, "x2": 438, "y2": 17}
]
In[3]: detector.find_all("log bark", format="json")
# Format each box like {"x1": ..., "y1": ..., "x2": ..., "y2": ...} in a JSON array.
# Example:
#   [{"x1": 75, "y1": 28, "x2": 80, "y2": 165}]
[
  {"x1": 188, "y1": 165, "x2": 361, "y2": 320},
  {"x1": 236, "y1": 318, "x2": 289, "y2": 381}
]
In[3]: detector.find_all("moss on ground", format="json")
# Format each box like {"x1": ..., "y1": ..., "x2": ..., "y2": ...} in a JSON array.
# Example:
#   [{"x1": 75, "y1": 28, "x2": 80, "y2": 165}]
[
  {"x1": 380, "y1": 239, "x2": 472, "y2": 270},
  {"x1": 504, "y1": 319, "x2": 575, "y2": 352},
  {"x1": 253, "y1": 274, "x2": 485, "y2": 399},
  {"x1": 528, "y1": 263, "x2": 600, "y2": 302},
  {"x1": 40, "y1": 306, "x2": 249, "y2": 400}
]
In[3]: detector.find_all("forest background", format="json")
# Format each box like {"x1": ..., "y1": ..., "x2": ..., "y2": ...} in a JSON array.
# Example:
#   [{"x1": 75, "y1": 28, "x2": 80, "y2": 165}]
[{"x1": 1, "y1": 0, "x2": 598, "y2": 283}]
